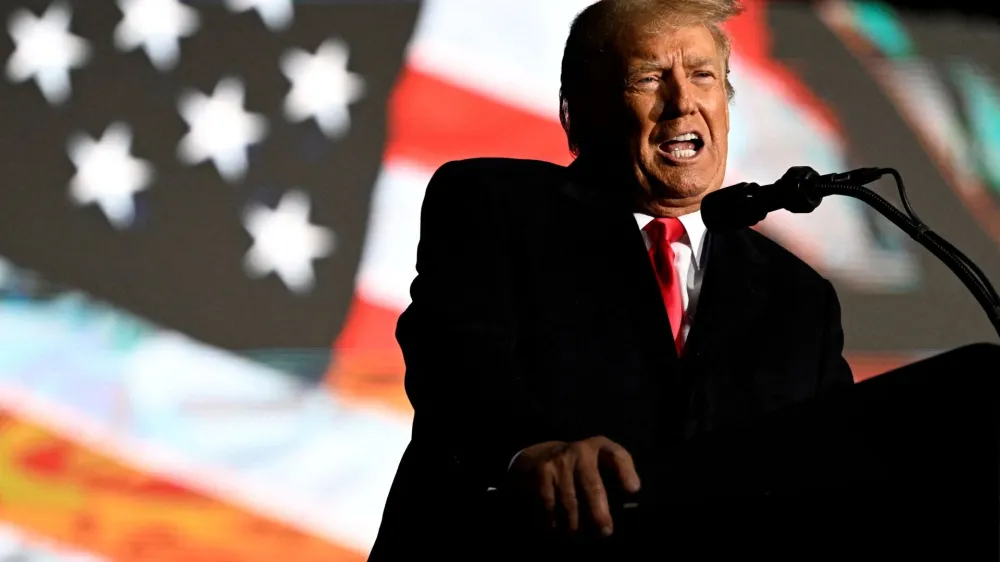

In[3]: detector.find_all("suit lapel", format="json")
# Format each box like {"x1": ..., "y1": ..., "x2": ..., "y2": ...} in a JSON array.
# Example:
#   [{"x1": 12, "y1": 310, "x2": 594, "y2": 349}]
[
  {"x1": 609, "y1": 205, "x2": 681, "y2": 369},
  {"x1": 558, "y1": 165, "x2": 680, "y2": 373},
  {"x1": 683, "y1": 229, "x2": 769, "y2": 362}
]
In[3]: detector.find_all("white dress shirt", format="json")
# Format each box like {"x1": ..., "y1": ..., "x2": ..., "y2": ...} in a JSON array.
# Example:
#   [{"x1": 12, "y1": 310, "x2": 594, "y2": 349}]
[
  {"x1": 633, "y1": 211, "x2": 708, "y2": 347},
  {"x1": 504, "y1": 211, "x2": 709, "y2": 475}
]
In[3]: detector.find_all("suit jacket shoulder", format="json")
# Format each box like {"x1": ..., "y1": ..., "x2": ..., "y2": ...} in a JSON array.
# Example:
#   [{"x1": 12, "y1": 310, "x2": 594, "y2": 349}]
[
  {"x1": 738, "y1": 227, "x2": 833, "y2": 289},
  {"x1": 431, "y1": 158, "x2": 568, "y2": 205},
  {"x1": 435, "y1": 158, "x2": 836, "y2": 292},
  {"x1": 439, "y1": 157, "x2": 567, "y2": 183}
]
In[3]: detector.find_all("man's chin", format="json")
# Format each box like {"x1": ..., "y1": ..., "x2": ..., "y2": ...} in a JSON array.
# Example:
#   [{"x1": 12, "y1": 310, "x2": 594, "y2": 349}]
[{"x1": 650, "y1": 175, "x2": 712, "y2": 201}]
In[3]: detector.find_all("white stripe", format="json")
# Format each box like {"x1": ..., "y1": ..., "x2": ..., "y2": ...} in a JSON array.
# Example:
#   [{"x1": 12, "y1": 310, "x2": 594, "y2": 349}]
[
  {"x1": 354, "y1": 159, "x2": 435, "y2": 311},
  {"x1": 407, "y1": 0, "x2": 595, "y2": 119}
]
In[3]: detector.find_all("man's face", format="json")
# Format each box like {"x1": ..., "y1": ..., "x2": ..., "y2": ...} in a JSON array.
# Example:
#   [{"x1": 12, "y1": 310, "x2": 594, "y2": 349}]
[{"x1": 618, "y1": 23, "x2": 730, "y2": 214}]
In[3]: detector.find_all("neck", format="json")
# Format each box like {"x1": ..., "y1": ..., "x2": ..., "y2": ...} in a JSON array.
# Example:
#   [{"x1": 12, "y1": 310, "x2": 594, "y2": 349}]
[
  {"x1": 568, "y1": 153, "x2": 632, "y2": 204},
  {"x1": 635, "y1": 196, "x2": 703, "y2": 218}
]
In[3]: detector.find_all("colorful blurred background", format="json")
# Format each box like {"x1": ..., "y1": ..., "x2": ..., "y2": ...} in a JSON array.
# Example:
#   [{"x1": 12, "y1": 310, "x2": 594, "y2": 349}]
[{"x1": 0, "y1": 0, "x2": 998, "y2": 559}]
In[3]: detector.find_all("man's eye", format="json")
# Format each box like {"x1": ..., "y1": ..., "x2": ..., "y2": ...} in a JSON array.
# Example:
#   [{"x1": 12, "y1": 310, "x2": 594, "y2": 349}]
[
  {"x1": 639, "y1": 77, "x2": 657, "y2": 84},
  {"x1": 694, "y1": 71, "x2": 715, "y2": 79}
]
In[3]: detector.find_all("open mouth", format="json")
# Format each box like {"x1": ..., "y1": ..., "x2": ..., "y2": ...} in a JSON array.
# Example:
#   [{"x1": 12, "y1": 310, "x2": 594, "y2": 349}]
[{"x1": 658, "y1": 132, "x2": 705, "y2": 161}]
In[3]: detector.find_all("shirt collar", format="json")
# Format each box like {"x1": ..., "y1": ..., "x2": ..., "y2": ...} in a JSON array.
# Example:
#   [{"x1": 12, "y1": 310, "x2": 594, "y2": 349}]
[{"x1": 633, "y1": 211, "x2": 707, "y2": 267}]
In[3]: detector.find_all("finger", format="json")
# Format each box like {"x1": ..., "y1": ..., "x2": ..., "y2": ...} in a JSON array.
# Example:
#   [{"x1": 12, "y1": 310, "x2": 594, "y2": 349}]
[
  {"x1": 600, "y1": 443, "x2": 641, "y2": 493},
  {"x1": 576, "y1": 454, "x2": 613, "y2": 536},
  {"x1": 558, "y1": 459, "x2": 580, "y2": 532},
  {"x1": 539, "y1": 464, "x2": 557, "y2": 529}
]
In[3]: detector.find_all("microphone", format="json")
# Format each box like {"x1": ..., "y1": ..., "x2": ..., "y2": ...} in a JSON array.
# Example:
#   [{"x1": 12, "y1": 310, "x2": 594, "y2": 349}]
[
  {"x1": 702, "y1": 165, "x2": 1000, "y2": 337},
  {"x1": 701, "y1": 166, "x2": 883, "y2": 231}
]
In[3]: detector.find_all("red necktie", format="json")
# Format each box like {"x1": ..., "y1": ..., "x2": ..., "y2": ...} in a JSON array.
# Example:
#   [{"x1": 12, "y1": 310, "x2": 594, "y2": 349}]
[{"x1": 643, "y1": 217, "x2": 686, "y2": 353}]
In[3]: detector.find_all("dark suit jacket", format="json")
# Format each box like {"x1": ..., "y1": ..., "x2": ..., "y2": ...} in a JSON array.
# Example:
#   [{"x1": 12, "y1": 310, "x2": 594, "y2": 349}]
[{"x1": 368, "y1": 157, "x2": 853, "y2": 560}]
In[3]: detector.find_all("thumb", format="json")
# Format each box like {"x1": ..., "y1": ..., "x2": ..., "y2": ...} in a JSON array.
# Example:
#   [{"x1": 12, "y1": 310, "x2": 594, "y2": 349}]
[{"x1": 600, "y1": 443, "x2": 641, "y2": 493}]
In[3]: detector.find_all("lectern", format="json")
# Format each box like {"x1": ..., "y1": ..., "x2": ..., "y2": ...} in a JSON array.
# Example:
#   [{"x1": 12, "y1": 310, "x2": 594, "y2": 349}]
[
  {"x1": 684, "y1": 165, "x2": 1000, "y2": 559},
  {"x1": 614, "y1": 343, "x2": 1000, "y2": 559},
  {"x1": 496, "y1": 344, "x2": 1000, "y2": 561}
]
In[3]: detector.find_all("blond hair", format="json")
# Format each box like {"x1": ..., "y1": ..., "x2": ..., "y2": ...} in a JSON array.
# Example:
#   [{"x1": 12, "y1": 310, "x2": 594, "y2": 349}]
[{"x1": 559, "y1": 0, "x2": 744, "y2": 156}]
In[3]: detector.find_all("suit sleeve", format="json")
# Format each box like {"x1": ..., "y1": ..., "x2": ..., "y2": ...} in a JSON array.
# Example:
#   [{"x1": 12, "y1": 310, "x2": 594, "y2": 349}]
[
  {"x1": 370, "y1": 162, "x2": 548, "y2": 559},
  {"x1": 398, "y1": 161, "x2": 546, "y2": 486},
  {"x1": 818, "y1": 279, "x2": 855, "y2": 391}
]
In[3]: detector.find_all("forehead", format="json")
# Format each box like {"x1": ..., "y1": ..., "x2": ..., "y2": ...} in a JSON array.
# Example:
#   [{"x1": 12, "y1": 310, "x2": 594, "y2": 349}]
[{"x1": 618, "y1": 24, "x2": 719, "y2": 64}]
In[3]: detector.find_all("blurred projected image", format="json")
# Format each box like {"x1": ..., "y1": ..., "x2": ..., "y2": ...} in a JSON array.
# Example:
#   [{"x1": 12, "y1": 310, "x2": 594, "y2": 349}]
[
  {"x1": 820, "y1": 0, "x2": 1000, "y2": 245},
  {"x1": 724, "y1": 38, "x2": 919, "y2": 293},
  {"x1": 0, "y1": 256, "x2": 409, "y2": 561},
  {"x1": 1, "y1": 0, "x2": 999, "y2": 559}
]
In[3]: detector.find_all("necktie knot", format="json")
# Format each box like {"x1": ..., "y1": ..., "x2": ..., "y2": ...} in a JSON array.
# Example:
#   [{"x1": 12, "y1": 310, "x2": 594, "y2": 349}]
[{"x1": 643, "y1": 217, "x2": 686, "y2": 246}]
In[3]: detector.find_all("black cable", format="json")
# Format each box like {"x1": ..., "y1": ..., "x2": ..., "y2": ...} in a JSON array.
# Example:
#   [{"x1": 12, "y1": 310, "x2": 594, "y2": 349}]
[
  {"x1": 877, "y1": 168, "x2": 923, "y2": 225},
  {"x1": 874, "y1": 168, "x2": 1000, "y2": 305}
]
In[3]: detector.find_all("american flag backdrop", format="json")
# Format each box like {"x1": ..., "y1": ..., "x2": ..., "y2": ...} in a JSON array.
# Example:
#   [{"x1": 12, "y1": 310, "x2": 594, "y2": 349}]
[{"x1": 0, "y1": 0, "x2": 998, "y2": 559}]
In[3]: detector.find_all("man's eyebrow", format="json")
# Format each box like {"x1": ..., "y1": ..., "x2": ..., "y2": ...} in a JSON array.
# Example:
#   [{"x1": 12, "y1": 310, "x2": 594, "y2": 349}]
[
  {"x1": 626, "y1": 55, "x2": 719, "y2": 77},
  {"x1": 683, "y1": 55, "x2": 717, "y2": 68},
  {"x1": 627, "y1": 59, "x2": 666, "y2": 76}
]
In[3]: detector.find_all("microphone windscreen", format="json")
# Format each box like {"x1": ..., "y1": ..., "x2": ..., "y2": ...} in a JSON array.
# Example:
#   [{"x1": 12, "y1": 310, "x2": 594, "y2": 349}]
[{"x1": 701, "y1": 182, "x2": 769, "y2": 231}]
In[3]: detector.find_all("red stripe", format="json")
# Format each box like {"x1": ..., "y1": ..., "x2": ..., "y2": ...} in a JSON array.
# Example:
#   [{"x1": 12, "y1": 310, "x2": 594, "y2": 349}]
[
  {"x1": 333, "y1": 295, "x2": 401, "y2": 354},
  {"x1": 384, "y1": 67, "x2": 574, "y2": 171}
]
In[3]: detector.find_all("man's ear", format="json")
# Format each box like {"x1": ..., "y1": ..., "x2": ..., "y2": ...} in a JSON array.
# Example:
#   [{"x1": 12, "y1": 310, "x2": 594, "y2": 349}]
[
  {"x1": 725, "y1": 72, "x2": 732, "y2": 132},
  {"x1": 724, "y1": 83, "x2": 731, "y2": 132}
]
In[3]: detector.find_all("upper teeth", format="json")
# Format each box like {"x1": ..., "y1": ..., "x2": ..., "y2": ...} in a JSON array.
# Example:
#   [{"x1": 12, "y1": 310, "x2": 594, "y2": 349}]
[{"x1": 668, "y1": 133, "x2": 699, "y2": 142}]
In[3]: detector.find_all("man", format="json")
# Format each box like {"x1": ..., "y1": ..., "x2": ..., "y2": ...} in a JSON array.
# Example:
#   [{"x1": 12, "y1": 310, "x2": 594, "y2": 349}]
[{"x1": 370, "y1": 0, "x2": 853, "y2": 558}]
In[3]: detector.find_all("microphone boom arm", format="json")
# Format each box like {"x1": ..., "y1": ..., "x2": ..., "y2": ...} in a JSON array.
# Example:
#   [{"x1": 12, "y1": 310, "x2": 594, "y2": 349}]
[{"x1": 816, "y1": 182, "x2": 1000, "y2": 340}]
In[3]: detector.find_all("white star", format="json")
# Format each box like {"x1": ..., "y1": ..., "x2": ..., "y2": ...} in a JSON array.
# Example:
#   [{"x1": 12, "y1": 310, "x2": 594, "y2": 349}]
[
  {"x1": 242, "y1": 190, "x2": 335, "y2": 294},
  {"x1": 113, "y1": 0, "x2": 200, "y2": 72},
  {"x1": 281, "y1": 38, "x2": 365, "y2": 138},
  {"x1": 5, "y1": 1, "x2": 91, "y2": 105},
  {"x1": 224, "y1": 0, "x2": 294, "y2": 32},
  {"x1": 67, "y1": 122, "x2": 155, "y2": 229},
  {"x1": 177, "y1": 77, "x2": 268, "y2": 183}
]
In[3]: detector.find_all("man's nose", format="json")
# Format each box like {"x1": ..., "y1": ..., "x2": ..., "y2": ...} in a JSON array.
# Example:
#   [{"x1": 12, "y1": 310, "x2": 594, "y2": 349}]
[{"x1": 659, "y1": 74, "x2": 697, "y2": 120}]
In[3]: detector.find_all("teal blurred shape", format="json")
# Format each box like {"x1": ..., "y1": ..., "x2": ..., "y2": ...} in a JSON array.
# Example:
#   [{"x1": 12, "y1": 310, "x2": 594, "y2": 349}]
[
  {"x1": 952, "y1": 61, "x2": 1000, "y2": 191},
  {"x1": 849, "y1": 1, "x2": 914, "y2": 58},
  {"x1": 238, "y1": 348, "x2": 334, "y2": 383}
]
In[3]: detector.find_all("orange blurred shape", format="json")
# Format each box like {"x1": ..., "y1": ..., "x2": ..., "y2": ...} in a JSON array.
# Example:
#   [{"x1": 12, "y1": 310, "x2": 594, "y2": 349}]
[
  {"x1": 327, "y1": 296, "x2": 411, "y2": 414},
  {"x1": 846, "y1": 354, "x2": 914, "y2": 383},
  {"x1": 0, "y1": 410, "x2": 366, "y2": 562}
]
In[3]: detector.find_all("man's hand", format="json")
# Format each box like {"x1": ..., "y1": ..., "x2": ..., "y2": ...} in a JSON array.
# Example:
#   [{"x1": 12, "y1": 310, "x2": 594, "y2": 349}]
[{"x1": 508, "y1": 436, "x2": 640, "y2": 536}]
